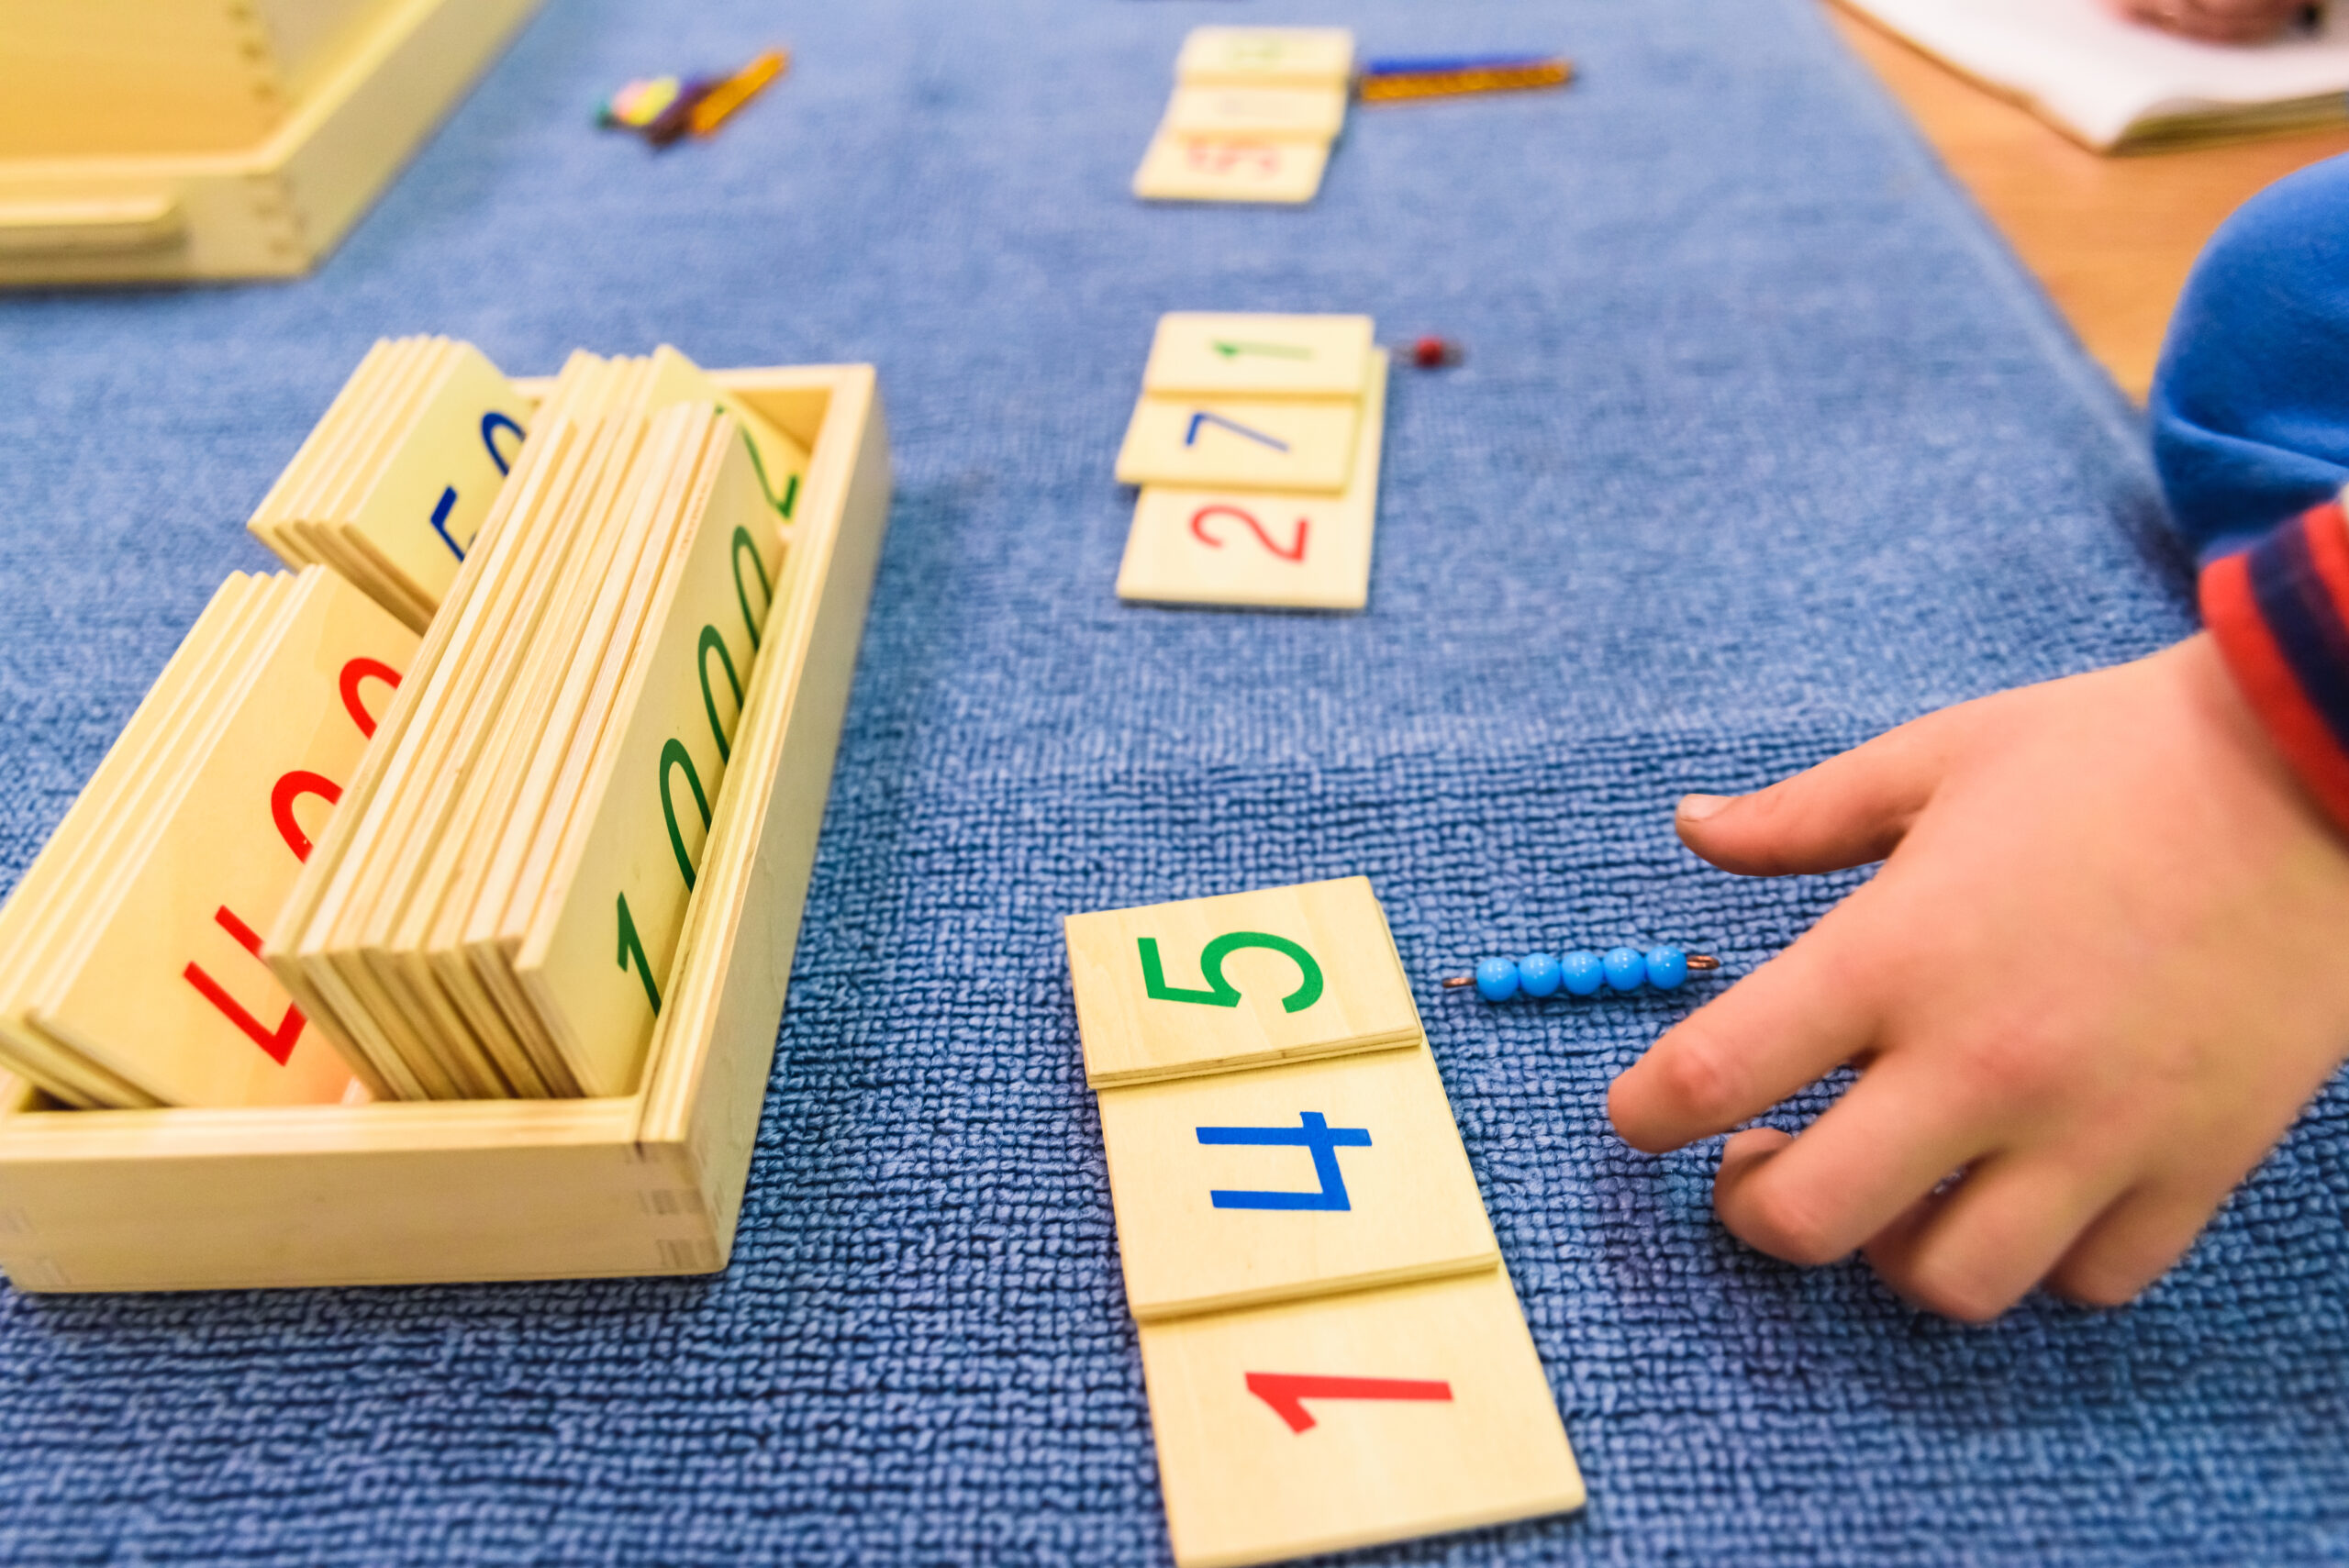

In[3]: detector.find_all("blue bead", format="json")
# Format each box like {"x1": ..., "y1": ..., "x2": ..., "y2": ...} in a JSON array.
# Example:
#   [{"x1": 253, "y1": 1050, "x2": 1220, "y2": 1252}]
[
  {"x1": 1517, "y1": 951, "x2": 1562, "y2": 997},
  {"x1": 1644, "y1": 946, "x2": 1689, "y2": 990},
  {"x1": 1474, "y1": 957, "x2": 1520, "y2": 1001},
  {"x1": 1603, "y1": 947, "x2": 1646, "y2": 992},
  {"x1": 1559, "y1": 951, "x2": 1604, "y2": 996}
]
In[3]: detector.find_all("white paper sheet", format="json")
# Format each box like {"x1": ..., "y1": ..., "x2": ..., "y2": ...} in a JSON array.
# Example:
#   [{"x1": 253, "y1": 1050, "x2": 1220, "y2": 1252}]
[{"x1": 1842, "y1": 0, "x2": 2349, "y2": 149}]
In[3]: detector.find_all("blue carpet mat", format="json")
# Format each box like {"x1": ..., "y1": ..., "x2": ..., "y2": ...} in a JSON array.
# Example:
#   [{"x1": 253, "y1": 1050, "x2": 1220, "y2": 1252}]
[{"x1": 1, "y1": 0, "x2": 2343, "y2": 1562}]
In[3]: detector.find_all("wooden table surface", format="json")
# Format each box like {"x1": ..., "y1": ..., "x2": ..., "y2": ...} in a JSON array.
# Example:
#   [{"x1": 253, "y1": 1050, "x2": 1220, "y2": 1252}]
[{"x1": 1826, "y1": 3, "x2": 2349, "y2": 399}]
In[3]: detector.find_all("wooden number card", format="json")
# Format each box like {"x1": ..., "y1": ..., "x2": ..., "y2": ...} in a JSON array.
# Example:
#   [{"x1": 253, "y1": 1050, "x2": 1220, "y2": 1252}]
[
  {"x1": 645, "y1": 345, "x2": 813, "y2": 532},
  {"x1": 515, "y1": 416, "x2": 781, "y2": 1096},
  {"x1": 1115, "y1": 393, "x2": 1358, "y2": 493},
  {"x1": 1132, "y1": 134, "x2": 1332, "y2": 206},
  {"x1": 1063, "y1": 875, "x2": 1421, "y2": 1087},
  {"x1": 1174, "y1": 28, "x2": 1357, "y2": 88},
  {"x1": 1141, "y1": 313, "x2": 1373, "y2": 400},
  {"x1": 1119, "y1": 350, "x2": 1387, "y2": 611},
  {"x1": 1096, "y1": 1043, "x2": 1498, "y2": 1320},
  {"x1": 337, "y1": 341, "x2": 530, "y2": 616},
  {"x1": 247, "y1": 337, "x2": 531, "y2": 631},
  {"x1": 0, "y1": 575, "x2": 278, "y2": 1107},
  {"x1": 4, "y1": 568, "x2": 415, "y2": 1108},
  {"x1": 1137, "y1": 1268, "x2": 1585, "y2": 1568},
  {"x1": 1161, "y1": 86, "x2": 1349, "y2": 143}
]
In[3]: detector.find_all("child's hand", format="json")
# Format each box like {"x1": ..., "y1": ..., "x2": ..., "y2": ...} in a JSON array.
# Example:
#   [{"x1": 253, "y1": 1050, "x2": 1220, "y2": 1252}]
[
  {"x1": 1608, "y1": 633, "x2": 2349, "y2": 1321},
  {"x1": 2104, "y1": 0, "x2": 2309, "y2": 44}
]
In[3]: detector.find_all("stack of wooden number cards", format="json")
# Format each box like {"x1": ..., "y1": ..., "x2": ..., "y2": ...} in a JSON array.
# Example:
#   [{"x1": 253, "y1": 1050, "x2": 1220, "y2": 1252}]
[
  {"x1": 1115, "y1": 312, "x2": 1387, "y2": 611},
  {"x1": 265, "y1": 347, "x2": 805, "y2": 1102},
  {"x1": 0, "y1": 567, "x2": 415, "y2": 1108},
  {"x1": 1064, "y1": 877, "x2": 1585, "y2": 1568},
  {"x1": 0, "y1": 336, "x2": 809, "y2": 1111},
  {"x1": 246, "y1": 336, "x2": 533, "y2": 632},
  {"x1": 1133, "y1": 28, "x2": 1353, "y2": 205}
]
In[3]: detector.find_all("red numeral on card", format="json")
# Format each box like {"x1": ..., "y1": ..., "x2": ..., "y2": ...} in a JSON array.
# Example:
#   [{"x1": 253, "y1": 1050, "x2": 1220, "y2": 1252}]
[
  {"x1": 1186, "y1": 140, "x2": 1278, "y2": 174},
  {"x1": 1244, "y1": 1373, "x2": 1453, "y2": 1433},
  {"x1": 270, "y1": 770, "x2": 342, "y2": 863},
  {"x1": 1190, "y1": 504, "x2": 1308, "y2": 563},
  {"x1": 339, "y1": 656, "x2": 400, "y2": 740},
  {"x1": 183, "y1": 906, "x2": 305, "y2": 1065},
  {"x1": 171, "y1": 652, "x2": 408, "y2": 1068}
]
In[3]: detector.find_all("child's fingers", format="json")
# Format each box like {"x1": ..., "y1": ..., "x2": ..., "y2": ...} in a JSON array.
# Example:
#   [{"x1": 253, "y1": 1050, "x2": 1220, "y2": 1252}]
[
  {"x1": 1607, "y1": 899, "x2": 1885, "y2": 1152},
  {"x1": 1675, "y1": 701, "x2": 1987, "y2": 877},
  {"x1": 1852, "y1": 1182, "x2": 1942, "y2": 1262},
  {"x1": 1713, "y1": 1125, "x2": 1793, "y2": 1172},
  {"x1": 2043, "y1": 1177, "x2": 2232, "y2": 1309},
  {"x1": 1859, "y1": 1152, "x2": 2128, "y2": 1323},
  {"x1": 1710, "y1": 1062, "x2": 1987, "y2": 1266}
]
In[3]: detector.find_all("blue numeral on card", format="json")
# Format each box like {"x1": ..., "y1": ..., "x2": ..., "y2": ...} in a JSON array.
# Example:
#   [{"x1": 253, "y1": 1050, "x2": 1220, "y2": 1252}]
[
  {"x1": 481, "y1": 411, "x2": 525, "y2": 476},
  {"x1": 1185, "y1": 411, "x2": 1290, "y2": 452},
  {"x1": 1197, "y1": 1112, "x2": 1371, "y2": 1211},
  {"x1": 429, "y1": 485, "x2": 464, "y2": 561}
]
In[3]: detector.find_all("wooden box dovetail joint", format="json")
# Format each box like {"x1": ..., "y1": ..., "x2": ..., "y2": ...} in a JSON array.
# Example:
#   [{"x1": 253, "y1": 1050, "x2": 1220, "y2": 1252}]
[{"x1": 0, "y1": 364, "x2": 893, "y2": 1293}]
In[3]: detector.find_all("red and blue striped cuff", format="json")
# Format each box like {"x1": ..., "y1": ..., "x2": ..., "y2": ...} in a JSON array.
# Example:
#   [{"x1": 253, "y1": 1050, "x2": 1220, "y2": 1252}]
[{"x1": 2200, "y1": 498, "x2": 2349, "y2": 828}]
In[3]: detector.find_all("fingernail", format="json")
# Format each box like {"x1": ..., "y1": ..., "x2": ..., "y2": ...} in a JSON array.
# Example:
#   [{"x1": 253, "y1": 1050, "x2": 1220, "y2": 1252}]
[{"x1": 1677, "y1": 793, "x2": 1731, "y2": 823}]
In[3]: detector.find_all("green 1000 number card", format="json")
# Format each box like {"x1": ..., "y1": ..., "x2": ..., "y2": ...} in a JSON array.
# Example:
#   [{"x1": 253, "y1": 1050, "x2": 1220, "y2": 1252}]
[{"x1": 517, "y1": 413, "x2": 782, "y2": 1096}]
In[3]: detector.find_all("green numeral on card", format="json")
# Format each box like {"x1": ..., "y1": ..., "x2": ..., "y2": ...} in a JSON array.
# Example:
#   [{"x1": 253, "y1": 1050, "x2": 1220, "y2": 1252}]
[
  {"x1": 728, "y1": 415, "x2": 799, "y2": 524},
  {"x1": 617, "y1": 891, "x2": 662, "y2": 1016},
  {"x1": 660, "y1": 738, "x2": 711, "y2": 893},
  {"x1": 1138, "y1": 931, "x2": 1325, "y2": 1013},
  {"x1": 732, "y1": 526, "x2": 773, "y2": 651},
  {"x1": 698, "y1": 624, "x2": 742, "y2": 764}
]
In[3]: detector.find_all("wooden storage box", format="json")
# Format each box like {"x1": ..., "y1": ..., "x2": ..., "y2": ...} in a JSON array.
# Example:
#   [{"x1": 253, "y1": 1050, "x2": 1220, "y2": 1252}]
[
  {"x1": 0, "y1": 0, "x2": 541, "y2": 287},
  {"x1": 0, "y1": 364, "x2": 892, "y2": 1293}
]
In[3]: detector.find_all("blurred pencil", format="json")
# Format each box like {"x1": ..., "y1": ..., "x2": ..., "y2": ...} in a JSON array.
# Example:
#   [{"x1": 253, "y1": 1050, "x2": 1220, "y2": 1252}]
[
  {"x1": 1357, "y1": 55, "x2": 1572, "y2": 103},
  {"x1": 690, "y1": 49, "x2": 788, "y2": 138}
]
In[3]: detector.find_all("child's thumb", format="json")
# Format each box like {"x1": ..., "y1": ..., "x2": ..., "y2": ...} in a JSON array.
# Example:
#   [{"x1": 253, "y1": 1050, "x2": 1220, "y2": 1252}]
[{"x1": 1676, "y1": 707, "x2": 1969, "y2": 876}]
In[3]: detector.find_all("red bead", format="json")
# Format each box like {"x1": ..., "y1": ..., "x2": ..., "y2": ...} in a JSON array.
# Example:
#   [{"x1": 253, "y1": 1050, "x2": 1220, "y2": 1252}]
[{"x1": 1411, "y1": 335, "x2": 1460, "y2": 368}]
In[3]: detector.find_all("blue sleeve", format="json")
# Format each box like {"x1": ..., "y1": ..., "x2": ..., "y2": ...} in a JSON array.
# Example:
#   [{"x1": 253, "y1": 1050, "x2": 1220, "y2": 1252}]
[{"x1": 2149, "y1": 151, "x2": 2349, "y2": 564}]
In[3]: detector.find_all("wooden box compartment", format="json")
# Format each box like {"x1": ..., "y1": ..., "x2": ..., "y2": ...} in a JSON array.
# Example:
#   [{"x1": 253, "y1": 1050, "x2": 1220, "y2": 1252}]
[
  {"x1": 0, "y1": 0, "x2": 542, "y2": 288},
  {"x1": 0, "y1": 364, "x2": 892, "y2": 1293}
]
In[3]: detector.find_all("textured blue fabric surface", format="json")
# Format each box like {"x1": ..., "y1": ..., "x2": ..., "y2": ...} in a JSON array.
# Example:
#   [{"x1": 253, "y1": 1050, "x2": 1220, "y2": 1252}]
[{"x1": 1, "y1": 0, "x2": 2343, "y2": 1562}]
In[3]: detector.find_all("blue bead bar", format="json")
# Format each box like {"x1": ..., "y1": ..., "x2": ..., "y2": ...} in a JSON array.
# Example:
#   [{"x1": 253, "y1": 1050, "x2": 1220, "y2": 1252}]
[{"x1": 1461, "y1": 945, "x2": 1710, "y2": 1000}]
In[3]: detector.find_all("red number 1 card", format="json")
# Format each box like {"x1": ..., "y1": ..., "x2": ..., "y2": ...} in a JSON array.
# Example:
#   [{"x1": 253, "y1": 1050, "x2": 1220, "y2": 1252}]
[{"x1": 1137, "y1": 1266, "x2": 1585, "y2": 1567}]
